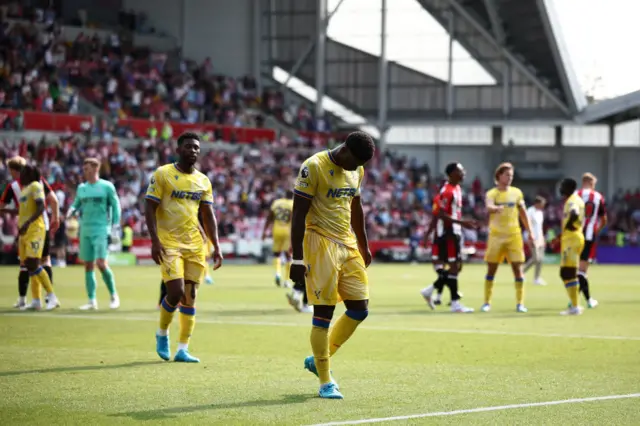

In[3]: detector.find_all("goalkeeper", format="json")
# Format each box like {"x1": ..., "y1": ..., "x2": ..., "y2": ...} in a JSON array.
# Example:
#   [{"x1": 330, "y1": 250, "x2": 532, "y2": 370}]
[{"x1": 67, "y1": 158, "x2": 122, "y2": 310}]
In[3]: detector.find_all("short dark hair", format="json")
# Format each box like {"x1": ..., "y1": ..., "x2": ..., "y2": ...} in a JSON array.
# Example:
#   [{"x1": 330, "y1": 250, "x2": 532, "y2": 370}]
[
  {"x1": 345, "y1": 131, "x2": 375, "y2": 162},
  {"x1": 445, "y1": 162, "x2": 460, "y2": 176},
  {"x1": 177, "y1": 132, "x2": 200, "y2": 146},
  {"x1": 561, "y1": 178, "x2": 578, "y2": 194}
]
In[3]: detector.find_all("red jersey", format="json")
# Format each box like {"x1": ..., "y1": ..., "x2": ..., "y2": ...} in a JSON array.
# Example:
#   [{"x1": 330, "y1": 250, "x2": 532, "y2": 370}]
[
  {"x1": 576, "y1": 188, "x2": 606, "y2": 240},
  {"x1": 436, "y1": 182, "x2": 462, "y2": 237}
]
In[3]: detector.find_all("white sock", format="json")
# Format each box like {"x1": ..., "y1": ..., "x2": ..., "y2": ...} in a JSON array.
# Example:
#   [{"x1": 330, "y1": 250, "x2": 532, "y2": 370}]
[
  {"x1": 157, "y1": 328, "x2": 168, "y2": 337},
  {"x1": 435, "y1": 292, "x2": 442, "y2": 301},
  {"x1": 177, "y1": 343, "x2": 188, "y2": 351},
  {"x1": 18, "y1": 296, "x2": 26, "y2": 304}
]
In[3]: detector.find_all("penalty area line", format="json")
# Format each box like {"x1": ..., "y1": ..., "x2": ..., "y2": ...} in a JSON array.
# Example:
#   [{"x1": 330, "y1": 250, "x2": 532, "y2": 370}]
[
  {"x1": 1, "y1": 312, "x2": 640, "y2": 341},
  {"x1": 304, "y1": 393, "x2": 640, "y2": 426}
]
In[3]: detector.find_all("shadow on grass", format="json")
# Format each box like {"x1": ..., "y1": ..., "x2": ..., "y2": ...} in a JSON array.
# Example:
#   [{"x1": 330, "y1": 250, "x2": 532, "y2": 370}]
[
  {"x1": 0, "y1": 361, "x2": 163, "y2": 377},
  {"x1": 111, "y1": 393, "x2": 315, "y2": 420}
]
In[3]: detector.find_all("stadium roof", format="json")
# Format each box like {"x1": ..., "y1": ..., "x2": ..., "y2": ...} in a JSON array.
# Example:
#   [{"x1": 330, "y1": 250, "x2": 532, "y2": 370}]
[{"x1": 577, "y1": 90, "x2": 640, "y2": 125}]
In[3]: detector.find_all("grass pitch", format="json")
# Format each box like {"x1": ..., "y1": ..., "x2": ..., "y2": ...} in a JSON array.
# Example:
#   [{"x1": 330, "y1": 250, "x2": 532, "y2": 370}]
[{"x1": 0, "y1": 263, "x2": 639, "y2": 425}]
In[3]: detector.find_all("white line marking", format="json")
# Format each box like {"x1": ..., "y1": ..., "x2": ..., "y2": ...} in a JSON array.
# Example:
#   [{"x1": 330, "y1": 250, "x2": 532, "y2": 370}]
[
  {"x1": 304, "y1": 393, "x2": 640, "y2": 426},
  {"x1": 2, "y1": 312, "x2": 640, "y2": 341}
]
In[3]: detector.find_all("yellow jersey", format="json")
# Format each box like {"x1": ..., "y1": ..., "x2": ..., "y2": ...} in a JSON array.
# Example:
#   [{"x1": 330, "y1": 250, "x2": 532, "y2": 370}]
[
  {"x1": 486, "y1": 186, "x2": 525, "y2": 236},
  {"x1": 562, "y1": 193, "x2": 585, "y2": 240},
  {"x1": 145, "y1": 163, "x2": 213, "y2": 250},
  {"x1": 18, "y1": 181, "x2": 46, "y2": 231},
  {"x1": 270, "y1": 198, "x2": 293, "y2": 234},
  {"x1": 294, "y1": 151, "x2": 364, "y2": 249}
]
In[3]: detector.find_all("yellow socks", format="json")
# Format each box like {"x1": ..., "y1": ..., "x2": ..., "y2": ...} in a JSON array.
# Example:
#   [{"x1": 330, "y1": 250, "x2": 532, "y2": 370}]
[
  {"x1": 310, "y1": 318, "x2": 331, "y2": 384},
  {"x1": 484, "y1": 275, "x2": 495, "y2": 304},
  {"x1": 30, "y1": 273, "x2": 42, "y2": 302},
  {"x1": 274, "y1": 257, "x2": 282, "y2": 277},
  {"x1": 30, "y1": 266, "x2": 54, "y2": 301},
  {"x1": 564, "y1": 278, "x2": 580, "y2": 307},
  {"x1": 329, "y1": 310, "x2": 368, "y2": 356},
  {"x1": 158, "y1": 298, "x2": 177, "y2": 333},
  {"x1": 515, "y1": 277, "x2": 525, "y2": 305},
  {"x1": 178, "y1": 306, "x2": 196, "y2": 348}
]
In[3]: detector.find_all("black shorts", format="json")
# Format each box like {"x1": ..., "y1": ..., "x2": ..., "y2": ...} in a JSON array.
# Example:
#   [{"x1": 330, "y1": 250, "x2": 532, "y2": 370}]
[
  {"x1": 53, "y1": 227, "x2": 67, "y2": 248},
  {"x1": 434, "y1": 234, "x2": 461, "y2": 263},
  {"x1": 42, "y1": 232, "x2": 51, "y2": 258},
  {"x1": 580, "y1": 240, "x2": 596, "y2": 262}
]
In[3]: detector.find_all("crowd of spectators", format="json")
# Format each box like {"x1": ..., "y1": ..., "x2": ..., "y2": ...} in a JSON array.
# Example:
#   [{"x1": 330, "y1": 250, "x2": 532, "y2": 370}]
[{"x1": 1, "y1": 134, "x2": 639, "y2": 253}]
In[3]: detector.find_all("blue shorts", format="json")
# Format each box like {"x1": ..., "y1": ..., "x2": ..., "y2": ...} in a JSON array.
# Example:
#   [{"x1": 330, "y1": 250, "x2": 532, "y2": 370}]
[{"x1": 80, "y1": 234, "x2": 109, "y2": 262}]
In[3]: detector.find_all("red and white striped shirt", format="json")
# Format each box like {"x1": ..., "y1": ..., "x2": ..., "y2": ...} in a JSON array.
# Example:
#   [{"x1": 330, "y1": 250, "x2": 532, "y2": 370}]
[
  {"x1": 576, "y1": 188, "x2": 606, "y2": 240},
  {"x1": 436, "y1": 182, "x2": 462, "y2": 237}
]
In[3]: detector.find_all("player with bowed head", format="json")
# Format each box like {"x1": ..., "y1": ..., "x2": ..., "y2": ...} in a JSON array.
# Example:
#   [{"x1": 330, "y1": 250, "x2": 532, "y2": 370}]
[
  {"x1": 145, "y1": 132, "x2": 223, "y2": 363},
  {"x1": 289, "y1": 131, "x2": 374, "y2": 399},
  {"x1": 523, "y1": 196, "x2": 547, "y2": 286}
]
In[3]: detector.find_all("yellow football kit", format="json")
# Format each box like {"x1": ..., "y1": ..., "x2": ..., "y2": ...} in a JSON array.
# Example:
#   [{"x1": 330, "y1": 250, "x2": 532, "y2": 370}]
[
  {"x1": 560, "y1": 193, "x2": 585, "y2": 268},
  {"x1": 18, "y1": 181, "x2": 47, "y2": 262},
  {"x1": 484, "y1": 186, "x2": 526, "y2": 264},
  {"x1": 270, "y1": 198, "x2": 293, "y2": 253},
  {"x1": 145, "y1": 163, "x2": 213, "y2": 284},
  {"x1": 294, "y1": 151, "x2": 367, "y2": 305}
]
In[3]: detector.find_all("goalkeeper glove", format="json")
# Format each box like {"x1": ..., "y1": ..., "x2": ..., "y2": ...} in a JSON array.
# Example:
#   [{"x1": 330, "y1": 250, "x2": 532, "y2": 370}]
[{"x1": 110, "y1": 225, "x2": 121, "y2": 245}]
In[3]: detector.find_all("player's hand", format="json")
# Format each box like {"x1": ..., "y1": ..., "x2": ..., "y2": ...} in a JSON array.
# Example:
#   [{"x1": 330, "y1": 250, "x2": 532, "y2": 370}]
[
  {"x1": 462, "y1": 219, "x2": 480, "y2": 229},
  {"x1": 360, "y1": 246, "x2": 372, "y2": 267},
  {"x1": 212, "y1": 247, "x2": 223, "y2": 270},
  {"x1": 50, "y1": 217, "x2": 60, "y2": 233},
  {"x1": 289, "y1": 263, "x2": 306, "y2": 285},
  {"x1": 526, "y1": 233, "x2": 535, "y2": 246},
  {"x1": 151, "y1": 239, "x2": 165, "y2": 265}
]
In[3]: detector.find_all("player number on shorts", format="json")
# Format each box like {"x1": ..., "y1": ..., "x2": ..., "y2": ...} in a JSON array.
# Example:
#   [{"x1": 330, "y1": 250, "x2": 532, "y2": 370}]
[
  {"x1": 274, "y1": 207, "x2": 291, "y2": 223},
  {"x1": 30, "y1": 241, "x2": 40, "y2": 251}
]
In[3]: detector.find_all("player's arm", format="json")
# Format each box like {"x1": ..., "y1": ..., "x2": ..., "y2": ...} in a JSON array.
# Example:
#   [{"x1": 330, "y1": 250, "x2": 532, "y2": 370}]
[
  {"x1": 598, "y1": 198, "x2": 608, "y2": 230},
  {"x1": 436, "y1": 193, "x2": 477, "y2": 228},
  {"x1": 351, "y1": 195, "x2": 371, "y2": 266},
  {"x1": 564, "y1": 202, "x2": 580, "y2": 231},
  {"x1": 517, "y1": 197, "x2": 532, "y2": 236},
  {"x1": 145, "y1": 171, "x2": 164, "y2": 264},
  {"x1": 262, "y1": 209, "x2": 274, "y2": 240},
  {"x1": 290, "y1": 160, "x2": 318, "y2": 282},
  {"x1": 66, "y1": 187, "x2": 82, "y2": 219},
  {"x1": 200, "y1": 179, "x2": 222, "y2": 269},
  {"x1": 107, "y1": 183, "x2": 122, "y2": 242},
  {"x1": 423, "y1": 217, "x2": 437, "y2": 246},
  {"x1": 0, "y1": 184, "x2": 17, "y2": 214},
  {"x1": 485, "y1": 190, "x2": 502, "y2": 214},
  {"x1": 43, "y1": 181, "x2": 60, "y2": 232}
]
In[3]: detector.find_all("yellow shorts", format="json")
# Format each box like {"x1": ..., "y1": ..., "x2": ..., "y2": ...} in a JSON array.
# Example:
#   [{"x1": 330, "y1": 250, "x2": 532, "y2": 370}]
[
  {"x1": 304, "y1": 231, "x2": 368, "y2": 305},
  {"x1": 19, "y1": 227, "x2": 46, "y2": 262},
  {"x1": 560, "y1": 236, "x2": 585, "y2": 268},
  {"x1": 160, "y1": 247, "x2": 207, "y2": 284},
  {"x1": 272, "y1": 230, "x2": 291, "y2": 253},
  {"x1": 485, "y1": 233, "x2": 525, "y2": 264}
]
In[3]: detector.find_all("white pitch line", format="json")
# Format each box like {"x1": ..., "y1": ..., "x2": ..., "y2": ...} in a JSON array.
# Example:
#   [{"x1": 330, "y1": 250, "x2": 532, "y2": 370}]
[
  {"x1": 2, "y1": 312, "x2": 640, "y2": 342},
  {"x1": 304, "y1": 393, "x2": 640, "y2": 426}
]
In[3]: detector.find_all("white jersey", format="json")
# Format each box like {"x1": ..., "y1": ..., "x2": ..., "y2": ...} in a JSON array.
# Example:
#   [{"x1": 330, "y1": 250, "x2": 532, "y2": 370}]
[
  {"x1": 576, "y1": 188, "x2": 606, "y2": 241},
  {"x1": 526, "y1": 206, "x2": 544, "y2": 242}
]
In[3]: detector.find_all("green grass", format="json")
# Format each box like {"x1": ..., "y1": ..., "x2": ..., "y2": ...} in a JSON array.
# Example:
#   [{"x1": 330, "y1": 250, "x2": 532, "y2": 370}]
[{"x1": 0, "y1": 264, "x2": 639, "y2": 425}]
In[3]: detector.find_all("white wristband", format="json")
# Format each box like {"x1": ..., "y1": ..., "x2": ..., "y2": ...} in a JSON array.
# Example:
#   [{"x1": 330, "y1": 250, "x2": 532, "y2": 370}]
[{"x1": 291, "y1": 259, "x2": 305, "y2": 266}]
